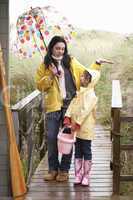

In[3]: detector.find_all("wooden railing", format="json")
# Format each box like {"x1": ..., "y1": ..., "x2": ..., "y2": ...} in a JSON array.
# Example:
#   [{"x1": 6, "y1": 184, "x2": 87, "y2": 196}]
[
  {"x1": 111, "y1": 80, "x2": 133, "y2": 195},
  {"x1": 11, "y1": 90, "x2": 47, "y2": 187}
]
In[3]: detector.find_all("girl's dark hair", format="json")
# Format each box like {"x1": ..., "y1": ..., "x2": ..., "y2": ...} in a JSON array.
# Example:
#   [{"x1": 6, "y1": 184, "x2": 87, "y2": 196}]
[
  {"x1": 83, "y1": 70, "x2": 92, "y2": 83},
  {"x1": 44, "y1": 35, "x2": 71, "y2": 68}
]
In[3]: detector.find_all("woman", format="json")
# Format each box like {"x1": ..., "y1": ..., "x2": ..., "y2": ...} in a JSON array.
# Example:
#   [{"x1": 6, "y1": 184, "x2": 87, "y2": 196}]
[{"x1": 35, "y1": 35, "x2": 104, "y2": 182}]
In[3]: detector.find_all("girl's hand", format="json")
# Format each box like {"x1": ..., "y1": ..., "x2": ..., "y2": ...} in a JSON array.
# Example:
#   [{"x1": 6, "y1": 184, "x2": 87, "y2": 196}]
[
  {"x1": 71, "y1": 122, "x2": 80, "y2": 132},
  {"x1": 96, "y1": 58, "x2": 114, "y2": 64}
]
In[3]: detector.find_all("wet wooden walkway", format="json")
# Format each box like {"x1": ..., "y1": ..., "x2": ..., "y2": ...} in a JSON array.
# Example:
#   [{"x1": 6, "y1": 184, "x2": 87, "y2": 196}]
[{"x1": 26, "y1": 125, "x2": 112, "y2": 200}]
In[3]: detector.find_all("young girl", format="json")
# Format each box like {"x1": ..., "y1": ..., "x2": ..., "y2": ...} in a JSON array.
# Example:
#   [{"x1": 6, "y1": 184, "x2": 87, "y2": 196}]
[{"x1": 63, "y1": 69, "x2": 99, "y2": 186}]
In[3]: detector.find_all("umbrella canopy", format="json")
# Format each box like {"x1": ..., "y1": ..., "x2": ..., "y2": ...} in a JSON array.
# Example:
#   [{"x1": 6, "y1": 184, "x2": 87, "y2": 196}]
[{"x1": 15, "y1": 6, "x2": 76, "y2": 59}]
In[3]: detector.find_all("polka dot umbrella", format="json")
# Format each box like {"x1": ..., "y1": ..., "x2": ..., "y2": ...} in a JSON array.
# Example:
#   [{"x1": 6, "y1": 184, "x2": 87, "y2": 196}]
[{"x1": 16, "y1": 6, "x2": 76, "y2": 59}]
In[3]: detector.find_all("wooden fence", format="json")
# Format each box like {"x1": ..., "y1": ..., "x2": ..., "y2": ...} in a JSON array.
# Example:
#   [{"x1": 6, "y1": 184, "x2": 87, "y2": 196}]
[
  {"x1": 111, "y1": 80, "x2": 133, "y2": 194},
  {"x1": 11, "y1": 90, "x2": 47, "y2": 187}
]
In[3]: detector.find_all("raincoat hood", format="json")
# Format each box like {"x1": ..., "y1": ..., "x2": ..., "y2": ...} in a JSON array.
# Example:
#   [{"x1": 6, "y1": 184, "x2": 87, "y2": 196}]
[
  {"x1": 79, "y1": 69, "x2": 100, "y2": 93},
  {"x1": 87, "y1": 69, "x2": 101, "y2": 88}
]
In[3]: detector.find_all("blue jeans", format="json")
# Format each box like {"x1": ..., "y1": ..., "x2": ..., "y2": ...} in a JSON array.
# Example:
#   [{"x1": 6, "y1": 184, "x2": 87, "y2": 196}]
[
  {"x1": 46, "y1": 109, "x2": 72, "y2": 172},
  {"x1": 75, "y1": 138, "x2": 92, "y2": 160}
]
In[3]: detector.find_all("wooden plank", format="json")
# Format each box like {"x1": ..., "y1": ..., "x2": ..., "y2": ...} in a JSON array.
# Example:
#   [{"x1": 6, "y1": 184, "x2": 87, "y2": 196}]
[
  {"x1": 25, "y1": 195, "x2": 129, "y2": 200},
  {"x1": 0, "y1": 4, "x2": 8, "y2": 19},
  {"x1": 35, "y1": 170, "x2": 112, "y2": 176},
  {"x1": 120, "y1": 116, "x2": 133, "y2": 122},
  {"x1": 28, "y1": 186, "x2": 112, "y2": 192},
  {"x1": 0, "y1": 110, "x2": 6, "y2": 124},
  {"x1": 12, "y1": 90, "x2": 41, "y2": 111},
  {"x1": 26, "y1": 191, "x2": 112, "y2": 199},
  {"x1": 0, "y1": 0, "x2": 8, "y2": 3},
  {"x1": 120, "y1": 175, "x2": 133, "y2": 182},
  {"x1": 92, "y1": 150, "x2": 111, "y2": 152},
  {"x1": 121, "y1": 144, "x2": 133, "y2": 150},
  {"x1": 0, "y1": 19, "x2": 8, "y2": 34},
  {"x1": 0, "y1": 170, "x2": 9, "y2": 186},
  {"x1": 32, "y1": 172, "x2": 112, "y2": 180},
  {"x1": 0, "y1": 141, "x2": 8, "y2": 152},
  {"x1": 0, "y1": 12, "x2": 9, "y2": 200},
  {"x1": 0, "y1": 155, "x2": 8, "y2": 165},
  {"x1": 92, "y1": 153, "x2": 111, "y2": 156},
  {"x1": 0, "y1": 186, "x2": 9, "y2": 196},
  {"x1": 0, "y1": 71, "x2": 9, "y2": 197},
  {"x1": 0, "y1": 125, "x2": 8, "y2": 141},
  {"x1": 31, "y1": 178, "x2": 112, "y2": 184},
  {"x1": 92, "y1": 144, "x2": 111, "y2": 146},
  {"x1": 0, "y1": 34, "x2": 7, "y2": 49},
  {"x1": 0, "y1": 48, "x2": 8, "y2": 66},
  {"x1": 92, "y1": 140, "x2": 111, "y2": 143},
  {"x1": 94, "y1": 129, "x2": 110, "y2": 132},
  {"x1": 26, "y1": 124, "x2": 113, "y2": 199},
  {"x1": 39, "y1": 166, "x2": 111, "y2": 172},
  {"x1": 0, "y1": 170, "x2": 10, "y2": 194},
  {"x1": 39, "y1": 166, "x2": 111, "y2": 171},
  {"x1": 71, "y1": 160, "x2": 111, "y2": 164},
  {"x1": 0, "y1": 163, "x2": 8, "y2": 171}
]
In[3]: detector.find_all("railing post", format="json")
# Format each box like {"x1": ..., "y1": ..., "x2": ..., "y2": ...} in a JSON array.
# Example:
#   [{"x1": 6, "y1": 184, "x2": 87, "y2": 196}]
[
  {"x1": 112, "y1": 108, "x2": 121, "y2": 194},
  {"x1": 111, "y1": 80, "x2": 122, "y2": 195}
]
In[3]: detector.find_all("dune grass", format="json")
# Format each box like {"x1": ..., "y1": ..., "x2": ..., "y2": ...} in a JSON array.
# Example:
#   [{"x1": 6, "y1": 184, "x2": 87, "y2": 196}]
[{"x1": 9, "y1": 52, "x2": 41, "y2": 104}]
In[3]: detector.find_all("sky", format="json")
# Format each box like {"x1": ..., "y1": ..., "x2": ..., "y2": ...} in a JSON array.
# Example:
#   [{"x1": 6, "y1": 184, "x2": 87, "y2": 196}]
[{"x1": 10, "y1": 0, "x2": 133, "y2": 34}]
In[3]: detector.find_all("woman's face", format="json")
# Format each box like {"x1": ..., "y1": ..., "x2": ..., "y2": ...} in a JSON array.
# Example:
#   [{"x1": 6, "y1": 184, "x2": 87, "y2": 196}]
[{"x1": 52, "y1": 42, "x2": 65, "y2": 58}]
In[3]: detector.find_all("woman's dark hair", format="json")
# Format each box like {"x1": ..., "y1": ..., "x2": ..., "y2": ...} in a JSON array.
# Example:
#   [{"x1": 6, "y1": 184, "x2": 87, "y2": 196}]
[
  {"x1": 83, "y1": 70, "x2": 92, "y2": 83},
  {"x1": 44, "y1": 35, "x2": 71, "y2": 68}
]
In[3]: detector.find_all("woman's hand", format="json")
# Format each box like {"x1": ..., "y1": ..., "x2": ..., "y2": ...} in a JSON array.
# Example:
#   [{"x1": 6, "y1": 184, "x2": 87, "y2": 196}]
[
  {"x1": 49, "y1": 63, "x2": 58, "y2": 75},
  {"x1": 96, "y1": 58, "x2": 114, "y2": 65},
  {"x1": 49, "y1": 63, "x2": 62, "y2": 78}
]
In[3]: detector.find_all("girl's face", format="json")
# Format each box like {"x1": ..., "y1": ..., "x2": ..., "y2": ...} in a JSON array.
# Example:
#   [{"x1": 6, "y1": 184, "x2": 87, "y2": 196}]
[
  {"x1": 80, "y1": 73, "x2": 90, "y2": 87},
  {"x1": 52, "y1": 42, "x2": 65, "y2": 58}
]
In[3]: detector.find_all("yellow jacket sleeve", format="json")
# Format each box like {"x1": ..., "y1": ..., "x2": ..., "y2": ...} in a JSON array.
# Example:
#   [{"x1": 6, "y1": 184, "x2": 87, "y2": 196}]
[
  {"x1": 74, "y1": 91, "x2": 97, "y2": 125},
  {"x1": 88, "y1": 70, "x2": 101, "y2": 88},
  {"x1": 70, "y1": 57, "x2": 102, "y2": 90},
  {"x1": 71, "y1": 57, "x2": 102, "y2": 72},
  {"x1": 35, "y1": 63, "x2": 54, "y2": 91},
  {"x1": 89, "y1": 62, "x2": 102, "y2": 70}
]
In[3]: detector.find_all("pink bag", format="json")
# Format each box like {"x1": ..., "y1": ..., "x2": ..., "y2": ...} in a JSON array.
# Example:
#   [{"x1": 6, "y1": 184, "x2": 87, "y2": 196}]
[{"x1": 57, "y1": 128, "x2": 76, "y2": 155}]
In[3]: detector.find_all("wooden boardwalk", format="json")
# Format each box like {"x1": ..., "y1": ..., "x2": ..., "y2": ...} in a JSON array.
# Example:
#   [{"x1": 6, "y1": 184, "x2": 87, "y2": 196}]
[{"x1": 26, "y1": 125, "x2": 112, "y2": 200}]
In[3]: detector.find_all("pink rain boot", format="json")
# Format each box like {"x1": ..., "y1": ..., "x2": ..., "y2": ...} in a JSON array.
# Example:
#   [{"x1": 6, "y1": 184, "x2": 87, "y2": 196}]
[
  {"x1": 74, "y1": 159, "x2": 83, "y2": 185},
  {"x1": 81, "y1": 160, "x2": 92, "y2": 186}
]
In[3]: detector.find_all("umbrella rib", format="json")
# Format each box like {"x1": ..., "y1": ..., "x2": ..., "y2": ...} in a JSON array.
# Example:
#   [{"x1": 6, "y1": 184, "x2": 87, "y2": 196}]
[
  {"x1": 32, "y1": 32, "x2": 44, "y2": 59},
  {"x1": 31, "y1": 7, "x2": 47, "y2": 52}
]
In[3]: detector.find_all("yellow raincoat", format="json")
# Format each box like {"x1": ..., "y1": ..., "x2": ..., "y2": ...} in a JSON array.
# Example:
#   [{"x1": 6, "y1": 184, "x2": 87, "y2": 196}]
[
  {"x1": 35, "y1": 57, "x2": 101, "y2": 113},
  {"x1": 65, "y1": 70, "x2": 100, "y2": 140}
]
